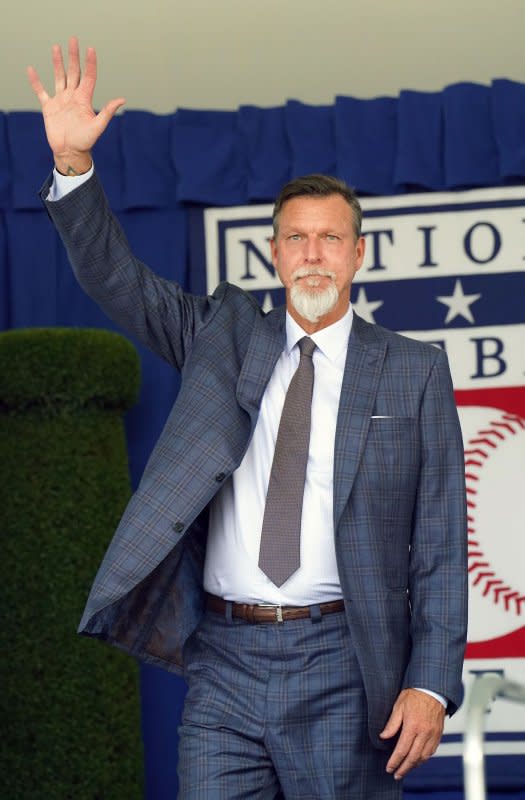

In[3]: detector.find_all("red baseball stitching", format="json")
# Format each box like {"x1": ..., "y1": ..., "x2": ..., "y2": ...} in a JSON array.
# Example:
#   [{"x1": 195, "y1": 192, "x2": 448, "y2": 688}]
[{"x1": 465, "y1": 412, "x2": 525, "y2": 616}]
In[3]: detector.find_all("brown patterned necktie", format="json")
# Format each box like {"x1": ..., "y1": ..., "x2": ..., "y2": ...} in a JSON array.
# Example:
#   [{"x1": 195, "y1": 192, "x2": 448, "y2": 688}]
[{"x1": 258, "y1": 336, "x2": 316, "y2": 586}]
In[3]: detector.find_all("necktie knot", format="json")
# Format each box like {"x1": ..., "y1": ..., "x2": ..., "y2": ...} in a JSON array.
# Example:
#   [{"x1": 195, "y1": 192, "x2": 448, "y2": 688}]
[{"x1": 298, "y1": 336, "x2": 316, "y2": 359}]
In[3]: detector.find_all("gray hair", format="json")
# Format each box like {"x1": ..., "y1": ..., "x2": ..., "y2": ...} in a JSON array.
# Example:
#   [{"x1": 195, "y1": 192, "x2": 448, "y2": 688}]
[{"x1": 272, "y1": 174, "x2": 362, "y2": 240}]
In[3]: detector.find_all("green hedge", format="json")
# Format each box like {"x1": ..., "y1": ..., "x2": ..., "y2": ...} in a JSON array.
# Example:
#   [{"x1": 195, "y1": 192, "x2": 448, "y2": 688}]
[{"x1": 0, "y1": 328, "x2": 143, "y2": 799}]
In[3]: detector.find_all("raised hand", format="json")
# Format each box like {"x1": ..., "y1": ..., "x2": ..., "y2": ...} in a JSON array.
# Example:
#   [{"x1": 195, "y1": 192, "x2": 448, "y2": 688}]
[{"x1": 27, "y1": 36, "x2": 125, "y2": 176}]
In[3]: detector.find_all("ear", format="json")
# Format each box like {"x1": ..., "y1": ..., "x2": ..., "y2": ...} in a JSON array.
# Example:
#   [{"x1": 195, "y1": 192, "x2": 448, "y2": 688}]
[
  {"x1": 270, "y1": 236, "x2": 278, "y2": 269},
  {"x1": 354, "y1": 236, "x2": 366, "y2": 272}
]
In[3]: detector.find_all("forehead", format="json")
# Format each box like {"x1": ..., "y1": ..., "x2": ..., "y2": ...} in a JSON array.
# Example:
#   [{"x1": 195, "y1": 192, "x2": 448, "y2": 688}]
[{"x1": 278, "y1": 194, "x2": 354, "y2": 232}]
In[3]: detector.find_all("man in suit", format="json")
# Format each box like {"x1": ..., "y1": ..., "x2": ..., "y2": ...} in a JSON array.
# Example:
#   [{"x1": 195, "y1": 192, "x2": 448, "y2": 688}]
[{"x1": 29, "y1": 38, "x2": 467, "y2": 799}]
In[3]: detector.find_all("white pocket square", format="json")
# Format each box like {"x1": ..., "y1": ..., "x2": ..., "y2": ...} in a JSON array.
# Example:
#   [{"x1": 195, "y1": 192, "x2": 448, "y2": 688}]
[{"x1": 371, "y1": 415, "x2": 394, "y2": 419}]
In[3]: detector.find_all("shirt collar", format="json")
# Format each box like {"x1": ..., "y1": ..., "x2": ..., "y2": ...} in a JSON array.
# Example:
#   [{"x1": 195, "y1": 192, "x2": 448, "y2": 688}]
[{"x1": 285, "y1": 304, "x2": 353, "y2": 362}]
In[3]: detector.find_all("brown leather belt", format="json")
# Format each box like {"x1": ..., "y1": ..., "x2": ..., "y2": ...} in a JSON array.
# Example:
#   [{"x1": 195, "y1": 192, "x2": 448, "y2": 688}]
[{"x1": 206, "y1": 593, "x2": 345, "y2": 623}]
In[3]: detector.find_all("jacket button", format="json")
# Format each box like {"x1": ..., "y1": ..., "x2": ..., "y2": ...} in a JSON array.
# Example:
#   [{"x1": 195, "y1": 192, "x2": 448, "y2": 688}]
[
  {"x1": 215, "y1": 472, "x2": 226, "y2": 482},
  {"x1": 173, "y1": 522, "x2": 184, "y2": 533}
]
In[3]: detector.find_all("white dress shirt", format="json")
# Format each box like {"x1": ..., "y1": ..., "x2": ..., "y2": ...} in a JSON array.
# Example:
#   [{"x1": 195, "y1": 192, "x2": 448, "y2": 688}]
[{"x1": 204, "y1": 307, "x2": 352, "y2": 605}]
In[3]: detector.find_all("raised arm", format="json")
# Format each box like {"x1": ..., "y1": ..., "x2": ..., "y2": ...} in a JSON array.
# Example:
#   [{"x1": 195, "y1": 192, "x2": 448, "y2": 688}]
[
  {"x1": 27, "y1": 36, "x2": 125, "y2": 176},
  {"x1": 29, "y1": 38, "x2": 222, "y2": 371}
]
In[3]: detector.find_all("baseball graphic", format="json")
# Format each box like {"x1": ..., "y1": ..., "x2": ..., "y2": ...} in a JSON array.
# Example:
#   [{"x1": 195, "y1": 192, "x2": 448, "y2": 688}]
[{"x1": 457, "y1": 406, "x2": 525, "y2": 644}]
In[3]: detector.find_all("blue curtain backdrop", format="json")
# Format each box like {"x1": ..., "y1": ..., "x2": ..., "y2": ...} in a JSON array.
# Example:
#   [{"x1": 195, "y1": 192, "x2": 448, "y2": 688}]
[{"x1": 1, "y1": 79, "x2": 524, "y2": 799}]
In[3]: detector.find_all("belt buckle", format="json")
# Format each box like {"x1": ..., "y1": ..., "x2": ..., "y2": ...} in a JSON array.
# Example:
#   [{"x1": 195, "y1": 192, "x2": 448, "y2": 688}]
[{"x1": 258, "y1": 603, "x2": 284, "y2": 623}]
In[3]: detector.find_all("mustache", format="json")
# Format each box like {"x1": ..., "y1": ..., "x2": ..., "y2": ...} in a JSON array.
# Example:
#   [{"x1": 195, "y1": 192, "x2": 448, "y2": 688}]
[{"x1": 291, "y1": 267, "x2": 336, "y2": 283}]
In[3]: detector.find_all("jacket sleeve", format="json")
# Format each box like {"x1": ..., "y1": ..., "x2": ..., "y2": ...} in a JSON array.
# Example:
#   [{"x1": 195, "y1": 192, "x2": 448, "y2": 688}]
[
  {"x1": 41, "y1": 169, "x2": 221, "y2": 370},
  {"x1": 404, "y1": 346, "x2": 468, "y2": 714}
]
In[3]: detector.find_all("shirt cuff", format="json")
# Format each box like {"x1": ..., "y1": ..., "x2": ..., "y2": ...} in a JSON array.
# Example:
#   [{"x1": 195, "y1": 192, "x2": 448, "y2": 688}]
[
  {"x1": 47, "y1": 164, "x2": 94, "y2": 202},
  {"x1": 413, "y1": 687, "x2": 448, "y2": 708}
]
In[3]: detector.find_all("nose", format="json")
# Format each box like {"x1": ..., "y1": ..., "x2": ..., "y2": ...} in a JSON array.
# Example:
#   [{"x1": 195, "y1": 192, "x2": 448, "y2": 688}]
[{"x1": 304, "y1": 235, "x2": 322, "y2": 263}]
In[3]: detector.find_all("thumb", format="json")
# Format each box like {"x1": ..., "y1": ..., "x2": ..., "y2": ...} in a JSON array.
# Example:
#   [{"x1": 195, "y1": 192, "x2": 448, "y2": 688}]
[
  {"x1": 379, "y1": 704, "x2": 403, "y2": 739},
  {"x1": 93, "y1": 97, "x2": 126, "y2": 136}
]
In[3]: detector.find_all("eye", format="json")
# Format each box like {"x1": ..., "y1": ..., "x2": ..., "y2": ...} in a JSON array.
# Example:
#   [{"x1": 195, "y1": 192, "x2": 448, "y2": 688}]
[
  {"x1": 325, "y1": 234, "x2": 340, "y2": 241},
  {"x1": 288, "y1": 234, "x2": 302, "y2": 241}
]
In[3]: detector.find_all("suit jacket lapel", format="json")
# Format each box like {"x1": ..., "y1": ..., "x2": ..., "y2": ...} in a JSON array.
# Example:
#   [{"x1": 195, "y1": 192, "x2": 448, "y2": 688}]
[
  {"x1": 236, "y1": 306, "x2": 286, "y2": 421},
  {"x1": 333, "y1": 314, "x2": 388, "y2": 529},
  {"x1": 236, "y1": 307, "x2": 387, "y2": 527}
]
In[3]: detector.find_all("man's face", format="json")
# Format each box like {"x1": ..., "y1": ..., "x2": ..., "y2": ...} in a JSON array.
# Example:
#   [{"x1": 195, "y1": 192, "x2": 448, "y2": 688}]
[{"x1": 270, "y1": 194, "x2": 365, "y2": 331}]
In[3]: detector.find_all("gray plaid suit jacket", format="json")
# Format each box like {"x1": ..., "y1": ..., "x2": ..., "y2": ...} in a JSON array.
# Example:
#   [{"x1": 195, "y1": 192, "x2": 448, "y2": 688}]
[{"x1": 43, "y1": 171, "x2": 468, "y2": 745}]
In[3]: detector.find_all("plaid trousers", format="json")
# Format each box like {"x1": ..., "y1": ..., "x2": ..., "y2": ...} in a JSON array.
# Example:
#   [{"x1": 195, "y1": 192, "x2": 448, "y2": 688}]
[{"x1": 178, "y1": 605, "x2": 402, "y2": 799}]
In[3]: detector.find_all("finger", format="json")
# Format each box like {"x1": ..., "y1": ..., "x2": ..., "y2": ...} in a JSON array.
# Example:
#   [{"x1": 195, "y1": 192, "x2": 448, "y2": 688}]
[
  {"x1": 391, "y1": 727, "x2": 441, "y2": 779},
  {"x1": 26, "y1": 66, "x2": 49, "y2": 105},
  {"x1": 380, "y1": 717, "x2": 400, "y2": 739},
  {"x1": 390, "y1": 736, "x2": 425, "y2": 779},
  {"x1": 386, "y1": 731, "x2": 415, "y2": 774},
  {"x1": 420, "y1": 737, "x2": 439, "y2": 761},
  {"x1": 394, "y1": 741, "x2": 427, "y2": 779},
  {"x1": 92, "y1": 98, "x2": 126, "y2": 137},
  {"x1": 393, "y1": 752, "x2": 422, "y2": 780},
  {"x1": 66, "y1": 36, "x2": 81, "y2": 89},
  {"x1": 52, "y1": 43, "x2": 66, "y2": 92},
  {"x1": 380, "y1": 707, "x2": 402, "y2": 739},
  {"x1": 79, "y1": 46, "x2": 98, "y2": 98},
  {"x1": 419, "y1": 724, "x2": 442, "y2": 759}
]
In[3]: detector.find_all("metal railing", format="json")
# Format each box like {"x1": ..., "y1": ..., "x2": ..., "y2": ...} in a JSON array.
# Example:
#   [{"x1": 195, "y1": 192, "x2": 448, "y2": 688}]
[{"x1": 463, "y1": 672, "x2": 525, "y2": 800}]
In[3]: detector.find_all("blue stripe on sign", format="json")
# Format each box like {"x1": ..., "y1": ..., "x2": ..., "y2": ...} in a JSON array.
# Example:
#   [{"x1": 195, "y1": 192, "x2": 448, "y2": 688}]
[
  {"x1": 442, "y1": 732, "x2": 525, "y2": 743},
  {"x1": 350, "y1": 273, "x2": 525, "y2": 331}
]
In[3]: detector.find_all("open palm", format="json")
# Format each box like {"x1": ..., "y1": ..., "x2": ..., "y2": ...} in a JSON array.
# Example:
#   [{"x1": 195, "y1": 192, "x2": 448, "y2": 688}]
[{"x1": 27, "y1": 37, "x2": 125, "y2": 170}]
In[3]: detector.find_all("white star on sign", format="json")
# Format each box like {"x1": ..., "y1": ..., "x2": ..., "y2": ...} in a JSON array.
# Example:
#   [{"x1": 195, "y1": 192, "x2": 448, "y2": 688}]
[
  {"x1": 436, "y1": 279, "x2": 482, "y2": 324},
  {"x1": 352, "y1": 287, "x2": 384, "y2": 323}
]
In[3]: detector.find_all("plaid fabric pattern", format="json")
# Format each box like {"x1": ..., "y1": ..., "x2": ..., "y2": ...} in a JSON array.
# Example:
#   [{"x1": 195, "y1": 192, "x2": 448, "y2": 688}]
[
  {"x1": 180, "y1": 608, "x2": 402, "y2": 799},
  {"x1": 42, "y1": 172, "x2": 468, "y2": 746}
]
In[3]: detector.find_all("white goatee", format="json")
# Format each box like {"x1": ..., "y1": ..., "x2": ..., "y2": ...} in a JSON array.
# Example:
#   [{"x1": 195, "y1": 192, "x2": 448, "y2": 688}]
[{"x1": 289, "y1": 268, "x2": 339, "y2": 323}]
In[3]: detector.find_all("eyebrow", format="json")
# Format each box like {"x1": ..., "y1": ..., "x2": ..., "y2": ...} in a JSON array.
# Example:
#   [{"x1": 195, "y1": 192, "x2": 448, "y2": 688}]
[{"x1": 280, "y1": 226, "x2": 348, "y2": 236}]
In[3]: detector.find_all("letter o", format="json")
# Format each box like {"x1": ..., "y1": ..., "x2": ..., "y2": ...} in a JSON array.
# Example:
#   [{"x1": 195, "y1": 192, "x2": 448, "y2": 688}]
[{"x1": 464, "y1": 222, "x2": 501, "y2": 264}]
